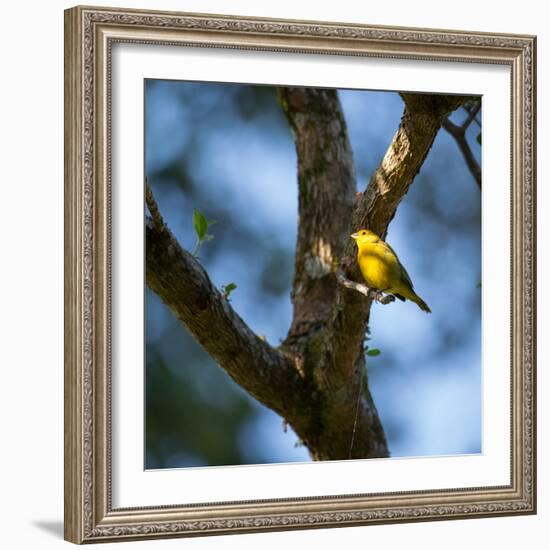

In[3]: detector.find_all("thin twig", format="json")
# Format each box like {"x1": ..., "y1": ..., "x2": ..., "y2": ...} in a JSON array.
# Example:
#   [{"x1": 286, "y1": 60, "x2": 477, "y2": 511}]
[
  {"x1": 145, "y1": 177, "x2": 165, "y2": 231},
  {"x1": 442, "y1": 118, "x2": 482, "y2": 188},
  {"x1": 349, "y1": 365, "x2": 364, "y2": 459},
  {"x1": 336, "y1": 271, "x2": 396, "y2": 305},
  {"x1": 461, "y1": 102, "x2": 481, "y2": 130}
]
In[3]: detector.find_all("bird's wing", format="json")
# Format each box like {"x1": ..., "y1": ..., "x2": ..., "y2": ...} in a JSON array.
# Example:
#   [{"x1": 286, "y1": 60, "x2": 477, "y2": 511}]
[
  {"x1": 380, "y1": 240, "x2": 414, "y2": 290},
  {"x1": 398, "y1": 261, "x2": 414, "y2": 289}
]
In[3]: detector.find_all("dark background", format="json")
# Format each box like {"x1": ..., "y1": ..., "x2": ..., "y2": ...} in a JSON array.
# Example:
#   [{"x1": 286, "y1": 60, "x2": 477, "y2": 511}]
[{"x1": 145, "y1": 80, "x2": 482, "y2": 469}]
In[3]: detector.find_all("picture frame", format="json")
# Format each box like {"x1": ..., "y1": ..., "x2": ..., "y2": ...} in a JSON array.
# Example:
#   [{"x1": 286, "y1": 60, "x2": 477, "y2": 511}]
[{"x1": 64, "y1": 5, "x2": 536, "y2": 544}]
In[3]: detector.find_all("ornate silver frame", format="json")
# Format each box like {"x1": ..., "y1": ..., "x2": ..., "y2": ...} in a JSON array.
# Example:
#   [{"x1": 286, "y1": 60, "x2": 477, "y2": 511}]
[{"x1": 64, "y1": 5, "x2": 536, "y2": 544}]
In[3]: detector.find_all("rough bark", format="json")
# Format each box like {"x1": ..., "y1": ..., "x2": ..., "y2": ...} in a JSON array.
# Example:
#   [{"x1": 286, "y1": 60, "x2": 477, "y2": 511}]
[
  {"x1": 146, "y1": 219, "x2": 301, "y2": 420},
  {"x1": 146, "y1": 215, "x2": 383, "y2": 459},
  {"x1": 277, "y1": 87, "x2": 387, "y2": 459},
  {"x1": 145, "y1": 90, "x2": 466, "y2": 462},
  {"x1": 277, "y1": 88, "x2": 356, "y2": 338}
]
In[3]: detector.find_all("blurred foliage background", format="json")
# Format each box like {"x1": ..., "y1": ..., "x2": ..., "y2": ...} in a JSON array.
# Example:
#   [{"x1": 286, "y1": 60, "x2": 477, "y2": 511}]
[{"x1": 145, "y1": 80, "x2": 482, "y2": 469}]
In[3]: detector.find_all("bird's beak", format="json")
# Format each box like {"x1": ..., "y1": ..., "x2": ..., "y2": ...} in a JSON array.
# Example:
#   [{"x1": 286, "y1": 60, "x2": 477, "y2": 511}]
[{"x1": 350, "y1": 233, "x2": 359, "y2": 240}]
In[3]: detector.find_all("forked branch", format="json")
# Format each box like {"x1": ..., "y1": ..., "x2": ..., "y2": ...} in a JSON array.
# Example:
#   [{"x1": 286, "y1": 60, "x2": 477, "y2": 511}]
[
  {"x1": 145, "y1": 90, "x2": 467, "y2": 462},
  {"x1": 443, "y1": 100, "x2": 482, "y2": 188}
]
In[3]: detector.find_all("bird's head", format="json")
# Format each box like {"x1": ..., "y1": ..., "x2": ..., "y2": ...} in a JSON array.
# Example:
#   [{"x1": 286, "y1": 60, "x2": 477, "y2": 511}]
[{"x1": 350, "y1": 228, "x2": 380, "y2": 246}]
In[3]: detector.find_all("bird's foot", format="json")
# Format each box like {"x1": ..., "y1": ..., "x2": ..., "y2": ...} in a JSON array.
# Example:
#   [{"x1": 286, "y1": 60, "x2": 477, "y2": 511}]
[
  {"x1": 368, "y1": 289, "x2": 384, "y2": 301},
  {"x1": 369, "y1": 290, "x2": 396, "y2": 305}
]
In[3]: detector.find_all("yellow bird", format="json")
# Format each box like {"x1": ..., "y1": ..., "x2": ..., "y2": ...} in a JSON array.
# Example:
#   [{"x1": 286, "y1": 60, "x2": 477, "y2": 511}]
[{"x1": 351, "y1": 229, "x2": 431, "y2": 313}]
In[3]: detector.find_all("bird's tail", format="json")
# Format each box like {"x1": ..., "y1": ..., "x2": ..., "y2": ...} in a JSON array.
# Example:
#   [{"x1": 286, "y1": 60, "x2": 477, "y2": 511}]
[{"x1": 411, "y1": 293, "x2": 431, "y2": 313}]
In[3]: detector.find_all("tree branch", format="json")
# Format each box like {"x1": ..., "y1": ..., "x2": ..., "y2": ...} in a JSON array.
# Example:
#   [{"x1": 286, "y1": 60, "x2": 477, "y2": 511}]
[
  {"x1": 145, "y1": 208, "x2": 304, "y2": 422},
  {"x1": 145, "y1": 177, "x2": 165, "y2": 232},
  {"x1": 336, "y1": 270, "x2": 396, "y2": 304},
  {"x1": 351, "y1": 93, "x2": 469, "y2": 237},
  {"x1": 461, "y1": 101, "x2": 481, "y2": 129},
  {"x1": 277, "y1": 87, "x2": 356, "y2": 338},
  {"x1": 145, "y1": 91, "x2": 467, "y2": 463},
  {"x1": 329, "y1": 93, "x2": 467, "y2": 376},
  {"x1": 278, "y1": 87, "x2": 388, "y2": 460},
  {"x1": 146, "y1": 180, "x2": 387, "y2": 460},
  {"x1": 442, "y1": 109, "x2": 482, "y2": 188}
]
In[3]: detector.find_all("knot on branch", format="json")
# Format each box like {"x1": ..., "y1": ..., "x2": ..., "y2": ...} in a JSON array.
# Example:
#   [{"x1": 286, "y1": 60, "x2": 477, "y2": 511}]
[{"x1": 336, "y1": 270, "x2": 396, "y2": 305}]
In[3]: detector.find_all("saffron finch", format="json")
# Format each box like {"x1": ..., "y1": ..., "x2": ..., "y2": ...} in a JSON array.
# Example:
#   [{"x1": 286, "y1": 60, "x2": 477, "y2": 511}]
[{"x1": 351, "y1": 229, "x2": 431, "y2": 313}]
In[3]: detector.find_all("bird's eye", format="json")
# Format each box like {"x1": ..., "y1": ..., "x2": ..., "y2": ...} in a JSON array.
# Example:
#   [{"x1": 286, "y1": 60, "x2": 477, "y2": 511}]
[{"x1": 361, "y1": 231, "x2": 366, "y2": 235}]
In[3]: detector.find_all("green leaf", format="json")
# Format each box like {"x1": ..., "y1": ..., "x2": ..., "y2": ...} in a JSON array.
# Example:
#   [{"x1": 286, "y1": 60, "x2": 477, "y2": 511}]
[
  {"x1": 222, "y1": 282, "x2": 237, "y2": 300},
  {"x1": 476, "y1": 132, "x2": 482, "y2": 145},
  {"x1": 193, "y1": 209, "x2": 208, "y2": 240},
  {"x1": 366, "y1": 348, "x2": 381, "y2": 357}
]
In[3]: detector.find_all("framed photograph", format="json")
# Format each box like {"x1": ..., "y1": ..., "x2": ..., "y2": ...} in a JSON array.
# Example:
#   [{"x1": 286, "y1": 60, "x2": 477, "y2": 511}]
[{"x1": 64, "y1": 5, "x2": 537, "y2": 544}]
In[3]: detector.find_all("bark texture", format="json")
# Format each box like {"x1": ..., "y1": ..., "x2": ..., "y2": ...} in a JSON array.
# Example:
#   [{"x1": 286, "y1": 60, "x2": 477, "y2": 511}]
[
  {"x1": 146, "y1": 220, "x2": 304, "y2": 422},
  {"x1": 146, "y1": 89, "x2": 466, "y2": 461}
]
